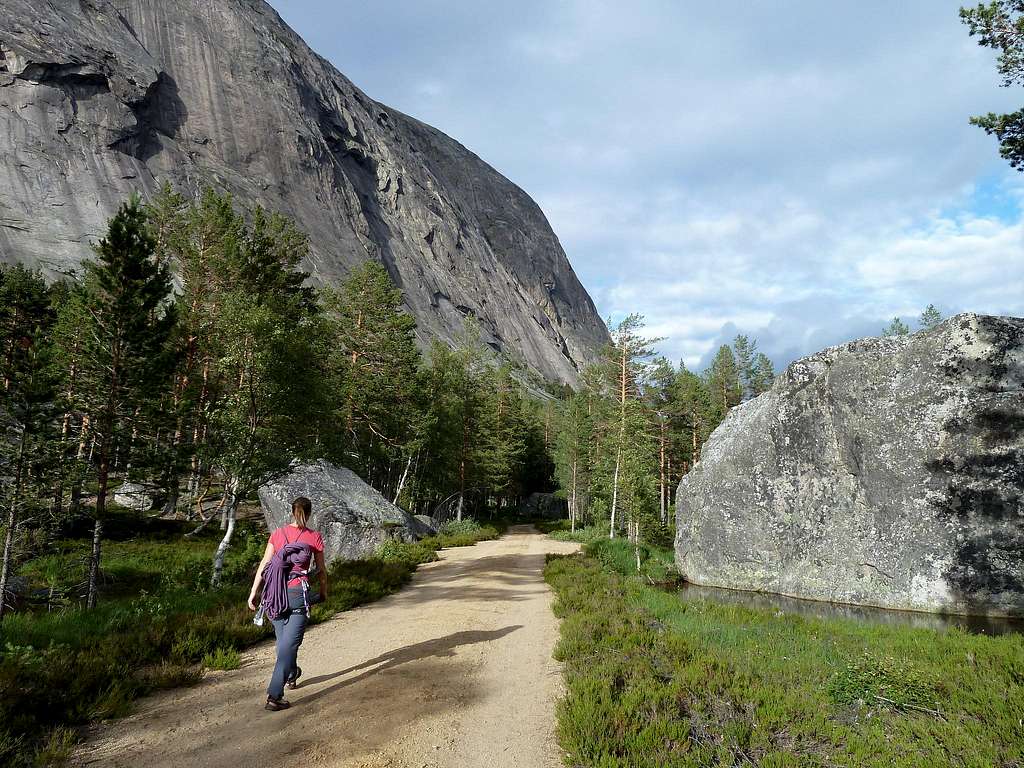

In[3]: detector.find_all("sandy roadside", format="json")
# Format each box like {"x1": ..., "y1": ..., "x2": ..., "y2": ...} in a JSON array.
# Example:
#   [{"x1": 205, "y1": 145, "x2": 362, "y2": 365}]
[{"x1": 72, "y1": 525, "x2": 580, "y2": 768}]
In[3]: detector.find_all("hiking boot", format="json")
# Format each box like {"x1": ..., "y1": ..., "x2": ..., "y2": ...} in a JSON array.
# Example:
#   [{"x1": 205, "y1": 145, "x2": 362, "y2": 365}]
[
  {"x1": 287, "y1": 666, "x2": 302, "y2": 690},
  {"x1": 265, "y1": 696, "x2": 291, "y2": 711}
]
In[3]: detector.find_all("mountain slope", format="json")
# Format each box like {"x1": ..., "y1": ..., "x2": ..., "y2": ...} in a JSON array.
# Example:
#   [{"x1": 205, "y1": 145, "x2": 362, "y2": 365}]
[{"x1": 0, "y1": 0, "x2": 608, "y2": 383}]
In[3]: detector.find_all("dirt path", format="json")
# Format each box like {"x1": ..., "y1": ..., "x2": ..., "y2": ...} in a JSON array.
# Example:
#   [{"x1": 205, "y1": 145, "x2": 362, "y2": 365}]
[{"x1": 73, "y1": 526, "x2": 580, "y2": 768}]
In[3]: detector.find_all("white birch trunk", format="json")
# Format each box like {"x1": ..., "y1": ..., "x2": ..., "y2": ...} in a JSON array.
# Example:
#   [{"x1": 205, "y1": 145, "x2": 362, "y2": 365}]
[
  {"x1": 610, "y1": 446, "x2": 620, "y2": 539},
  {"x1": 211, "y1": 477, "x2": 239, "y2": 587},
  {"x1": 393, "y1": 453, "x2": 413, "y2": 506}
]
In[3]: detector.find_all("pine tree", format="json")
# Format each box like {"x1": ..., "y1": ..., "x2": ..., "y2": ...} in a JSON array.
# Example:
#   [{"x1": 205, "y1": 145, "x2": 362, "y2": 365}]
[
  {"x1": 552, "y1": 393, "x2": 592, "y2": 532},
  {"x1": 321, "y1": 261, "x2": 421, "y2": 494},
  {"x1": 644, "y1": 357, "x2": 676, "y2": 523},
  {"x1": 202, "y1": 204, "x2": 322, "y2": 585},
  {"x1": 602, "y1": 315, "x2": 659, "y2": 541},
  {"x1": 705, "y1": 345, "x2": 742, "y2": 421},
  {"x1": 672, "y1": 365, "x2": 713, "y2": 470},
  {"x1": 164, "y1": 188, "x2": 246, "y2": 520},
  {"x1": 732, "y1": 334, "x2": 757, "y2": 401},
  {"x1": 883, "y1": 317, "x2": 911, "y2": 337},
  {"x1": 749, "y1": 352, "x2": 776, "y2": 395},
  {"x1": 919, "y1": 304, "x2": 944, "y2": 330},
  {"x1": 56, "y1": 197, "x2": 177, "y2": 608},
  {"x1": 477, "y1": 365, "x2": 529, "y2": 507},
  {"x1": 0, "y1": 266, "x2": 59, "y2": 618},
  {"x1": 961, "y1": 2, "x2": 1024, "y2": 170}
]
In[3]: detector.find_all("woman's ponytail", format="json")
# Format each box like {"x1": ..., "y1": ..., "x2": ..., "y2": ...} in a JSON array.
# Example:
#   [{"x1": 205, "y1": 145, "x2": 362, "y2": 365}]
[{"x1": 291, "y1": 496, "x2": 312, "y2": 528}]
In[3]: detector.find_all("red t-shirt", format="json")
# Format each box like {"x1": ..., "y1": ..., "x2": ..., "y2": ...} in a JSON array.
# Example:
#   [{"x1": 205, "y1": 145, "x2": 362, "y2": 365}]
[{"x1": 269, "y1": 526, "x2": 324, "y2": 587}]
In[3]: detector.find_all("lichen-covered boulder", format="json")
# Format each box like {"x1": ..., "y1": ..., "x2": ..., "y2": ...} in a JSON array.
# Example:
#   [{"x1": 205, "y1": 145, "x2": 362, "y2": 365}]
[
  {"x1": 259, "y1": 461, "x2": 433, "y2": 563},
  {"x1": 675, "y1": 314, "x2": 1024, "y2": 617},
  {"x1": 113, "y1": 482, "x2": 154, "y2": 512},
  {"x1": 414, "y1": 515, "x2": 438, "y2": 535}
]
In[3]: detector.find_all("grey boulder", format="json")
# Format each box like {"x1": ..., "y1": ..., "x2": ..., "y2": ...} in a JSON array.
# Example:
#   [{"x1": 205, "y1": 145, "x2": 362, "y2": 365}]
[
  {"x1": 675, "y1": 313, "x2": 1024, "y2": 617},
  {"x1": 113, "y1": 481, "x2": 154, "y2": 512},
  {"x1": 414, "y1": 515, "x2": 438, "y2": 535},
  {"x1": 258, "y1": 461, "x2": 432, "y2": 564}
]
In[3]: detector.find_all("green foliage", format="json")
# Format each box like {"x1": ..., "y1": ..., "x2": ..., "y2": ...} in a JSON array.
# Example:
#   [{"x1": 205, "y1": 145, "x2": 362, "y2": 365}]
[
  {"x1": 546, "y1": 551, "x2": 1024, "y2": 767},
  {"x1": 320, "y1": 261, "x2": 421, "y2": 483},
  {"x1": 538, "y1": 519, "x2": 607, "y2": 543},
  {"x1": 919, "y1": 303, "x2": 944, "y2": 330},
  {"x1": 882, "y1": 316, "x2": 911, "y2": 337},
  {"x1": 829, "y1": 653, "x2": 940, "y2": 711},
  {"x1": 0, "y1": 512, "x2": 501, "y2": 767},
  {"x1": 202, "y1": 646, "x2": 241, "y2": 671},
  {"x1": 32, "y1": 727, "x2": 76, "y2": 768},
  {"x1": 439, "y1": 518, "x2": 484, "y2": 537},
  {"x1": 962, "y1": 1, "x2": 1024, "y2": 169},
  {"x1": 549, "y1": 317, "x2": 774, "y2": 549},
  {"x1": 704, "y1": 343, "x2": 744, "y2": 423},
  {"x1": 0, "y1": 265, "x2": 62, "y2": 619},
  {"x1": 52, "y1": 196, "x2": 178, "y2": 606}
]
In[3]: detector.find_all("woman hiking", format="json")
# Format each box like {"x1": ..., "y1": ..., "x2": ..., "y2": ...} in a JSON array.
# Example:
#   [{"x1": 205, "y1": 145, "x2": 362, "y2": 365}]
[{"x1": 248, "y1": 496, "x2": 328, "y2": 711}]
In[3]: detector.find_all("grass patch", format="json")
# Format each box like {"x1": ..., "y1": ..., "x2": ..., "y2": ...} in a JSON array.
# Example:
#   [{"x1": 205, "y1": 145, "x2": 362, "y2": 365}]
[
  {"x1": 202, "y1": 647, "x2": 242, "y2": 671},
  {"x1": 0, "y1": 512, "x2": 502, "y2": 767},
  {"x1": 545, "y1": 540, "x2": 1024, "y2": 767},
  {"x1": 536, "y1": 518, "x2": 607, "y2": 543}
]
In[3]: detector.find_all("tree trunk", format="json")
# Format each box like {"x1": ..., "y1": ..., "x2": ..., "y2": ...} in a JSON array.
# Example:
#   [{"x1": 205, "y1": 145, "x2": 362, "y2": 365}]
[
  {"x1": 0, "y1": 415, "x2": 31, "y2": 619},
  {"x1": 161, "y1": 479, "x2": 179, "y2": 517},
  {"x1": 569, "y1": 457, "x2": 578, "y2": 534},
  {"x1": 610, "y1": 445, "x2": 621, "y2": 539},
  {"x1": 85, "y1": 517, "x2": 103, "y2": 609},
  {"x1": 393, "y1": 453, "x2": 413, "y2": 506},
  {"x1": 86, "y1": 434, "x2": 112, "y2": 609},
  {"x1": 68, "y1": 414, "x2": 91, "y2": 516},
  {"x1": 659, "y1": 421, "x2": 667, "y2": 523},
  {"x1": 0, "y1": 503, "x2": 16, "y2": 620},
  {"x1": 211, "y1": 477, "x2": 240, "y2": 587}
]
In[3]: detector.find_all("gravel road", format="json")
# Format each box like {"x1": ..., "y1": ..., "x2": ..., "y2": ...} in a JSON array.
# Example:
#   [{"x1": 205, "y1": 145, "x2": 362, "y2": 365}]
[{"x1": 73, "y1": 525, "x2": 580, "y2": 768}]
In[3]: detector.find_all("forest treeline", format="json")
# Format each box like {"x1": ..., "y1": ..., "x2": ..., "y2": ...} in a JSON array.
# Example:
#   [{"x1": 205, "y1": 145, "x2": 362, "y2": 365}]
[
  {"x1": 549, "y1": 314, "x2": 774, "y2": 544},
  {"x1": 0, "y1": 187, "x2": 557, "y2": 615},
  {"x1": 0, "y1": 185, "x2": 781, "y2": 617}
]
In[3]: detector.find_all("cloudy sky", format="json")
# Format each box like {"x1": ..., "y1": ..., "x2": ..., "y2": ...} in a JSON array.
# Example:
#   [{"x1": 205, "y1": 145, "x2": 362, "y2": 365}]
[{"x1": 272, "y1": 0, "x2": 1024, "y2": 370}]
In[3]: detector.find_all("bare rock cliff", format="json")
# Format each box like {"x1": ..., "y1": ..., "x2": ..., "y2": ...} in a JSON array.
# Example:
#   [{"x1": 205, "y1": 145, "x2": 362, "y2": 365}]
[{"x1": 0, "y1": 0, "x2": 608, "y2": 383}]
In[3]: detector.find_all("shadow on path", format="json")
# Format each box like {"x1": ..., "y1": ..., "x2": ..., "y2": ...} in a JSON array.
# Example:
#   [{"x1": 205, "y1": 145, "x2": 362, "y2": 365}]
[{"x1": 298, "y1": 625, "x2": 523, "y2": 706}]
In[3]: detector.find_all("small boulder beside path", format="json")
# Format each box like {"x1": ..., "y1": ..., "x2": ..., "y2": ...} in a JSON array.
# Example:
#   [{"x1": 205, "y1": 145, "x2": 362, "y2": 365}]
[{"x1": 259, "y1": 461, "x2": 433, "y2": 564}]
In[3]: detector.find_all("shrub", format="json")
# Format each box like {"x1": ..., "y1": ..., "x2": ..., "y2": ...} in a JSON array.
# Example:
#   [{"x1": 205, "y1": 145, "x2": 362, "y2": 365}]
[
  {"x1": 547, "y1": 523, "x2": 605, "y2": 543},
  {"x1": 829, "y1": 652, "x2": 941, "y2": 711},
  {"x1": 202, "y1": 647, "x2": 241, "y2": 671},
  {"x1": 439, "y1": 518, "x2": 482, "y2": 537}
]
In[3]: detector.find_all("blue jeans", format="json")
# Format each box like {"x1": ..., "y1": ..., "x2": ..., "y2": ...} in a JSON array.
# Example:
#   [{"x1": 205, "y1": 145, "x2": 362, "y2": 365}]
[{"x1": 268, "y1": 610, "x2": 307, "y2": 699}]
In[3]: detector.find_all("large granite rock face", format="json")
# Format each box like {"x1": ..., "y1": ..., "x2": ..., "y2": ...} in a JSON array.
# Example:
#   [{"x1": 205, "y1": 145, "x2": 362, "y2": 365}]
[
  {"x1": 675, "y1": 314, "x2": 1024, "y2": 617},
  {"x1": 0, "y1": 0, "x2": 607, "y2": 384},
  {"x1": 259, "y1": 461, "x2": 433, "y2": 563}
]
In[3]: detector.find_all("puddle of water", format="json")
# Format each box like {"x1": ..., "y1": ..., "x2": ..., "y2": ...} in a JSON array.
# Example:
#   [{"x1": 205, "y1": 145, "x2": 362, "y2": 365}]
[{"x1": 676, "y1": 581, "x2": 1024, "y2": 636}]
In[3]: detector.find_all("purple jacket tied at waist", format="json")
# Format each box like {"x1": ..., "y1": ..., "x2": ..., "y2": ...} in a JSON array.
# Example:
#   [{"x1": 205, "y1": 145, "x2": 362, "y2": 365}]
[{"x1": 261, "y1": 542, "x2": 313, "y2": 620}]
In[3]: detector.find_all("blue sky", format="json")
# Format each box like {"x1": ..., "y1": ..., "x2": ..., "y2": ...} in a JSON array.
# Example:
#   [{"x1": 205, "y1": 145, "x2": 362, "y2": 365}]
[{"x1": 270, "y1": 0, "x2": 1024, "y2": 370}]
